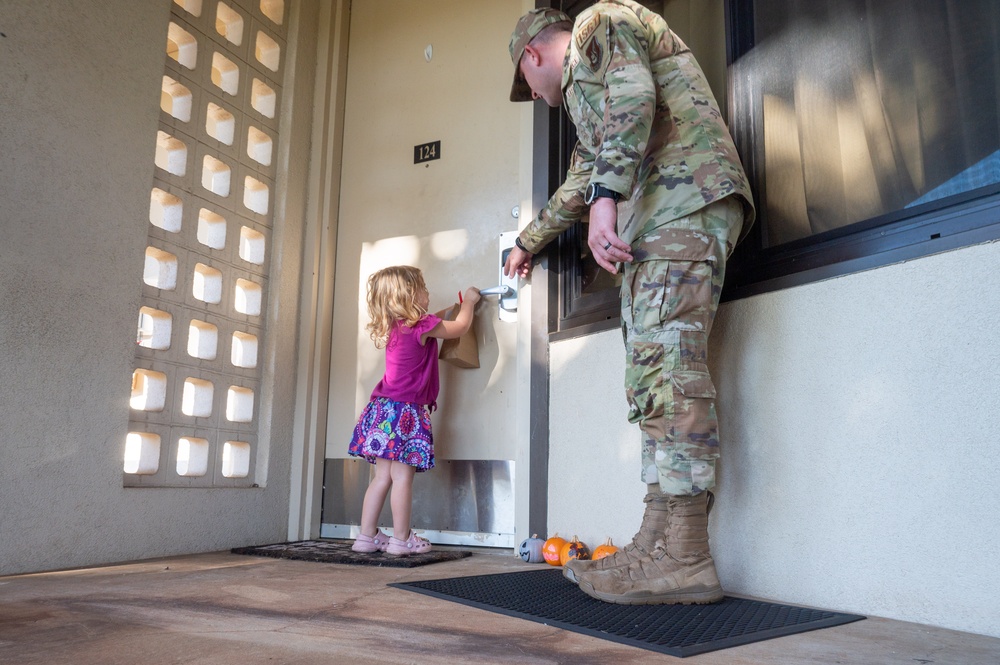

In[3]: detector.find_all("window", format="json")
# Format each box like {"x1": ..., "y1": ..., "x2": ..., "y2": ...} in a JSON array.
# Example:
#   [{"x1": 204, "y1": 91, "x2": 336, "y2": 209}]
[
  {"x1": 724, "y1": 0, "x2": 1000, "y2": 298},
  {"x1": 548, "y1": 0, "x2": 1000, "y2": 335},
  {"x1": 550, "y1": 95, "x2": 623, "y2": 337}
]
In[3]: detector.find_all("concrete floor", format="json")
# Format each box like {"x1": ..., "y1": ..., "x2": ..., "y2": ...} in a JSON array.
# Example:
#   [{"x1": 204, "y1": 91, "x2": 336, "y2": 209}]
[{"x1": 2, "y1": 547, "x2": 998, "y2": 665}]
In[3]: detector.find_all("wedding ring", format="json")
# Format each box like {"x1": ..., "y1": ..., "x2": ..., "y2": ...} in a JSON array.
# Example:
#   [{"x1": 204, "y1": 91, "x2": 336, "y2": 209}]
[{"x1": 603, "y1": 241, "x2": 612, "y2": 250}]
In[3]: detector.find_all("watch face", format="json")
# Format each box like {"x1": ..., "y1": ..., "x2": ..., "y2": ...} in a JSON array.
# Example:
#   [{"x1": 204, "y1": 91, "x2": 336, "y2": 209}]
[{"x1": 585, "y1": 183, "x2": 596, "y2": 204}]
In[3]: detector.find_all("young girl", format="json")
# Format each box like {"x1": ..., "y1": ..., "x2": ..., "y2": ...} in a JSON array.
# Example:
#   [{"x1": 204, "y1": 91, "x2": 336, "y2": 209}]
[{"x1": 348, "y1": 265, "x2": 480, "y2": 556}]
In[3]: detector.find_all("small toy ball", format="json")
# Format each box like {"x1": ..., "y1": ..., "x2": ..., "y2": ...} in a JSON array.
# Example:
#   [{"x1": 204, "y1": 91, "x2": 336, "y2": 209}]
[
  {"x1": 558, "y1": 535, "x2": 590, "y2": 566},
  {"x1": 518, "y1": 534, "x2": 545, "y2": 563},
  {"x1": 592, "y1": 537, "x2": 619, "y2": 561},
  {"x1": 542, "y1": 534, "x2": 567, "y2": 566}
]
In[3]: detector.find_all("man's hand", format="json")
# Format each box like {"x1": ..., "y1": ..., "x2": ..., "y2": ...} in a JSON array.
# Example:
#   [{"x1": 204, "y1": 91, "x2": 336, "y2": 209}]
[
  {"x1": 503, "y1": 245, "x2": 534, "y2": 280},
  {"x1": 588, "y1": 198, "x2": 633, "y2": 274}
]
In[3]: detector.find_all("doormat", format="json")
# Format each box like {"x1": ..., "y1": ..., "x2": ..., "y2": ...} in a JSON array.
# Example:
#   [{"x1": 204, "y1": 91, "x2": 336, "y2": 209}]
[
  {"x1": 390, "y1": 568, "x2": 864, "y2": 657},
  {"x1": 231, "y1": 540, "x2": 472, "y2": 568}
]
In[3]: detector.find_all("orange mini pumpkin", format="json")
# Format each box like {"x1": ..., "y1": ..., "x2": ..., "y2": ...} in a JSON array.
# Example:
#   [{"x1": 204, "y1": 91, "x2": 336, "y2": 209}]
[
  {"x1": 592, "y1": 537, "x2": 619, "y2": 561},
  {"x1": 558, "y1": 535, "x2": 590, "y2": 566},
  {"x1": 542, "y1": 534, "x2": 566, "y2": 566}
]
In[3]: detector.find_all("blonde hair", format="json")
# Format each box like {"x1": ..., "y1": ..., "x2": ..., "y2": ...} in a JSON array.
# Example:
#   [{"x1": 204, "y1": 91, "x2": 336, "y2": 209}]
[{"x1": 365, "y1": 265, "x2": 428, "y2": 348}]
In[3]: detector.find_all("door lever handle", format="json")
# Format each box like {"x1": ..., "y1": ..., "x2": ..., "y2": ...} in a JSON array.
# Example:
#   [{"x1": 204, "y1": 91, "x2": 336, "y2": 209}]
[{"x1": 479, "y1": 285, "x2": 513, "y2": 297}]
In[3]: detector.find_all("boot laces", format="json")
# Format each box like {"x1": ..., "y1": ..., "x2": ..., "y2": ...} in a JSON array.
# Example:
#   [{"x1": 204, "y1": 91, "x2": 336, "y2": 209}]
[
  {"x1": 651, "y1": 537, "x2": 709, "y2": 563},
  {"x1": 650, "y1": 539, "x2": 670, "y2": 560}
]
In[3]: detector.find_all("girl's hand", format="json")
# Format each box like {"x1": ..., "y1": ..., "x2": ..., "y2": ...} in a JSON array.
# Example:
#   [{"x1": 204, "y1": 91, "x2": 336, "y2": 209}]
[
  {"x1": 428, "y1": 288, "x2": 480, "y2": 341},
  {"x1": 462, "y1": 287, "x2": 481, "y2": 307}
]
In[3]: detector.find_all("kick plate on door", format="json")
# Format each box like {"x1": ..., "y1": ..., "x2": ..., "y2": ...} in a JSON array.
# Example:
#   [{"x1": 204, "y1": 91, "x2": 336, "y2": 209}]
[{"x1": 320, "y1": 458, "x2": 515, "y2": 548}]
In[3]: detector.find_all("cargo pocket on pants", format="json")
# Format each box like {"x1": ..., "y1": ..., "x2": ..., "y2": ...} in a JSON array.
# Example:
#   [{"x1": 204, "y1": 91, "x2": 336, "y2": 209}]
[{"x1": 668, "y1": 363, "x2": 720, "y2": 457}]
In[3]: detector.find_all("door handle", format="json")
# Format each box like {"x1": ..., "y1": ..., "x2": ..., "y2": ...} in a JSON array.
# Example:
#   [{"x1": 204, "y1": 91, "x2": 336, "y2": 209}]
[
  {"x1": 479, "y1": 285, "x2": 513, "y2": 297},
  {"x1": 494, "y1": 232, "x2": 519, "y2": 322}
]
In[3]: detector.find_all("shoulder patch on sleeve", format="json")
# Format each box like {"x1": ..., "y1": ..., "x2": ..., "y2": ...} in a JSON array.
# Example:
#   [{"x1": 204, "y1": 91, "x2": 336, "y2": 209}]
[
  {"x1": 575, "y1": 13, "x2": 600, "y2": 49},
  {"x1": 575, "y1": 14, "x2": 610, "y2": 73}
]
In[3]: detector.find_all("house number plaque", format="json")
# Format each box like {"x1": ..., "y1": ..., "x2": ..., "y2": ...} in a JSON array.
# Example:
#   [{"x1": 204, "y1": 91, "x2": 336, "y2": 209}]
[{"x1": 414, "y1": 140, "x2": 441, "y2": 164}]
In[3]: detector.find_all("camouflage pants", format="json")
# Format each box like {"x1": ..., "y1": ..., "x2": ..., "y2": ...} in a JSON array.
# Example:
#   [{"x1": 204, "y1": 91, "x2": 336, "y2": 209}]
[{"x1": 621, "y1": 197, "x2": 743, "y2": 496}]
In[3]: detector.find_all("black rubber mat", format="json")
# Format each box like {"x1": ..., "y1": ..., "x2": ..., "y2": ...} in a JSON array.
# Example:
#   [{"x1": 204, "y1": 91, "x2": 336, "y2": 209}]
[
  {"x1": 231, "y1": 540, "x2": 471, "y2": 568},
  {"x1": 390, "y1": 568, "x2": 864, "y2": 657}
]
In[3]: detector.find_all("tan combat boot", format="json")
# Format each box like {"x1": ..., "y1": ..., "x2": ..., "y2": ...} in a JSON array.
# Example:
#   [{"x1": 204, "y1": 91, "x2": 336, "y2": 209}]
[
  {"x1": 563, "y1": 492, "x2": 670, "y2": 584},
  {"x1": 576, "y1": 492, "x2": 723, "y2": 605}
]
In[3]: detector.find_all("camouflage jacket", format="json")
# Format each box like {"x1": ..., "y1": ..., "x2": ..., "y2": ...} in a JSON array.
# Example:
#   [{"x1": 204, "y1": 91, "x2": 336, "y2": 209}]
[{"x1": 518, "y1": 0, "x2": 755, "y2": 256}]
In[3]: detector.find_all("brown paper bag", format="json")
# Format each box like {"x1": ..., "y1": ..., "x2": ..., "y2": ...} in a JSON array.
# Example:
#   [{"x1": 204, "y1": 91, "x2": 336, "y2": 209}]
[{"x1": 434, "y1": 303, "x2": 479, "y2": 369}]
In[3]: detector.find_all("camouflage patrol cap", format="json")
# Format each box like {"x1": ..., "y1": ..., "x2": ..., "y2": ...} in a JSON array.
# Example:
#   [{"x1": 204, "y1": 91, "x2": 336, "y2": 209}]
[{"x1": 508, "y1": 7, "x2": 572, "y2": 102}]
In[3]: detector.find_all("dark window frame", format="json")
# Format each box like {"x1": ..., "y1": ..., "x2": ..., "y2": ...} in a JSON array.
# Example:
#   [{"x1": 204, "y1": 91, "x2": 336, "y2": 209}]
[
  {"x1": 548, "y1": 0, "x2": 1000, "y2": 338},
  {"x1": 549, "y1": 104, "x2": 622, "y2": 340},
  {"x1": 721, "y1": 0, "x2": 1000, "y2": 301}
]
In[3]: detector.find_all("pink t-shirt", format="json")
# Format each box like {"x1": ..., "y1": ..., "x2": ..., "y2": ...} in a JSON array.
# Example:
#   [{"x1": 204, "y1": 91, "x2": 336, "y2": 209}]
[{"x1": 370, "y1": 314, "x2": 441, "y2": 408}]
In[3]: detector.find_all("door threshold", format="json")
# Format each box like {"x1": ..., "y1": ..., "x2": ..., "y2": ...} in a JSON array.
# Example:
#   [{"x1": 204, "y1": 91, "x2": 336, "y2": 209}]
[{"x1": 320, "y1": 523, "x2": 515, "y2": 549}]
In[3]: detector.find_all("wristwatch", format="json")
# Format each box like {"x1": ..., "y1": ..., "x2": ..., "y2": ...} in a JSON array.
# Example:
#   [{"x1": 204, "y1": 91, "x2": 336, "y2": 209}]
[{"x1": 584, "y1": 182, "x2": 621, "y2": 205}]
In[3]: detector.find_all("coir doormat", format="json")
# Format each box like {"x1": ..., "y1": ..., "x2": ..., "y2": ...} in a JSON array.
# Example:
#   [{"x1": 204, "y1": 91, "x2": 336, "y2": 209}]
[
  {"x1": 232, "y1": 540, "x2": 472, "y2": 568},
  {"x1": 390, "y1": 568, "x2": 864, "y2": 657}
]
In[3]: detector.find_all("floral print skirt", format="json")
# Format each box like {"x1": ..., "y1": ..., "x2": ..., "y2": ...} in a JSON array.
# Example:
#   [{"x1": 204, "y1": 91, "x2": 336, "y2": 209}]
[{"x1": 347, "y1": 396, "x2": 434, "y2": 471}]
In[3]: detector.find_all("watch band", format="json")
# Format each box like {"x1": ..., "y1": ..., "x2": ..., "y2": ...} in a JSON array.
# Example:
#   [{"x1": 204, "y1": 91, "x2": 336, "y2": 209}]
[
  {"x1": 514, "y1": 236, "x2": 529, "y2": 252},
  {"x1": 585, "y1": 182, "x2": 621, "y2": 205}
]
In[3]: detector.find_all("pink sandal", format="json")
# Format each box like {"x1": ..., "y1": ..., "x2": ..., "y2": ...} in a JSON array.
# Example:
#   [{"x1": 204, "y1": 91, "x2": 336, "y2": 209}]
[
  {"x1": 386, "y1": 531, "x2": 431, "y2": 556},
  {"x1": 351, "y1": 529, "x2": 390, "y2": 553}
]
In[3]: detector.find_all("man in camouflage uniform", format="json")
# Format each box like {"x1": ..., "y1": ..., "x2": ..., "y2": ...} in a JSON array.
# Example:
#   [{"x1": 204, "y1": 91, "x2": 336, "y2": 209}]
[{"x1": 503, "y1": 1, "x2": 755, "y2": 605}]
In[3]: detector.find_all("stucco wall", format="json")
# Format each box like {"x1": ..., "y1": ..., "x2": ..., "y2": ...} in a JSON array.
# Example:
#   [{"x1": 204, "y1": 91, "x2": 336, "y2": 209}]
[
  {"x1": 0, "y1": 0, "x2": 316, "y2": 575},
  {"x1": 549, "y1": 241, "x2": 1000, "y2": 638}
]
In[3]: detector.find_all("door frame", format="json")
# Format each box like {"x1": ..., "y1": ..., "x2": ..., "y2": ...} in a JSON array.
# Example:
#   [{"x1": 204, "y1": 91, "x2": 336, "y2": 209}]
[{"x1": 285, "y1": 0, "x2": 351, "y2": 542}]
